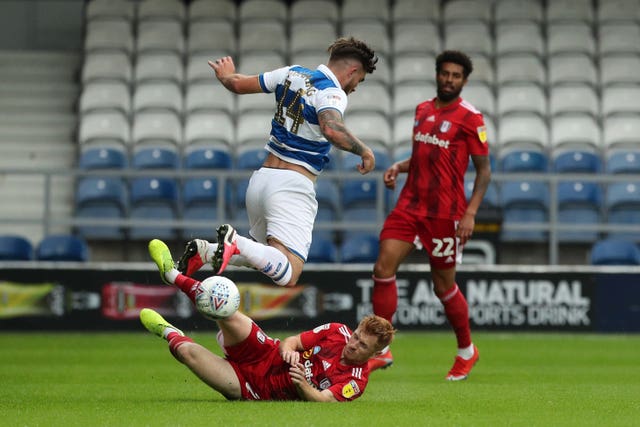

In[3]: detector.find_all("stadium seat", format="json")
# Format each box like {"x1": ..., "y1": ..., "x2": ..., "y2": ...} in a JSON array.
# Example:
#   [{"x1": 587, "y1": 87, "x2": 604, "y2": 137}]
[
  {"x1": 81, "y1": 51, "x2": 132, "y2": 85},
  {"x1": 85, "y1": 0, "x2": 135, "y2": 22},
  {"x1": 546, "y1": 0, "x2": 594, "y2": 24},
  {"x1": 597, "y1": 0, "x2": 640, "y2": 24},
  {"x1": 553, "y1": 150, "x2": 601, "y2": 173},
  {"x1": 557, "y1": 181, "x2": 603, "y2": 242},
  {"x1": 340, "y1": 234, "x2": 379, "y2": 263},
  {"x1": 78, "y1": 111, "x2": 130, "y2": 147},
  {"x1": 307, "y1": 234, "x2": 338, "y2": 263},
  {"x1": 550, "y1": 114, "x2": 601, "y2": 153},
  {"x1": 290, "y1": 0, "x2": 339, "y2": 24},
  {"x1": 137, "y1": 0, "x2": 185, "y2": 23},
  {"x1": 598, "y1": 23, "x2": 640, "y2": 56},
  {"x1": 0, "y1": 235, "x2": 34, "y2": 260},
  {"x1": 443, "y1": 0, "x2": 492, "y2": 23},
  {"x1": 465, "y1": 180, "x2": 499, "y2": 209},
  {"x1": 392, "y1": 0, "x2": 440, "y2": 24},
  {"x1": 393, "y1": 53, "x2": 436, "y2": 85},
  {"x1": 547, "y1": 22, "x2": 595, "y2": 58},
  {"x1": 290, "y1": 21, "x2": 337, "y2": 56},
  {"x1": 347, "y1": 81, "x2": 391, "y2": 118},
  {"x1": 131, "y1": 111, "x2": 182, "y2": 147},
  {"x1": 236, "y1": 111, "x2": 275, "y2": 147},
  {"x1": 343, "y1": 112, "x2": 391, "y2": 150},
  {"x1": 184, "y1": 112, "x2": 235, "y2": 147},
  {"x1": 188, "y1": 0, "x2": 237, "y2": 23},
  {"x1": 605, "y1": 182, "x2": 640, "y2": 240},
  {"x1": 341, "y1": 180, "x2": 379, "y2": 210},
  {"x1": 494, "y1": 0, "x2": 544, "y2": 24},
  {"x1": 501, "y1": 181, "x2": 549, "y2": 242},
  {"x1": 497, "y1": 83, "x2": 546, "y2": 118},
  {"x1": 239, "y1": 0, "x2": 287, "y2": 22},
  {"x1": 134, "y1": 52, "x2": 183, "y2": 87},
  {"x1": 75, "y1": 177, "x2": 128, "y2": 240},
  {"x1": 236, "y1": 147, "x2": 268, "y2": 170},
  {"x1": 393, "y1": 21, "x2": 440, "y2": 56},
  {"x1": 495, "y1": 54, "x2": 545, "y2": 87},
  {"x1": 78, "y1": 146, "x2": 128, "y2": 169},
  {"x1": 132, "y1": 147, "x2": 179, "y2": 170},
  {"x1": 129, "y1": 178, "x2": 179, "y2": 240},
  {"x1": 498, "y1": 114, "x2": 549, "y2": 152},
  {"x1": 601, "y1": 85, "x2": 640, "y2": 118},
  {"x1": 36, "y1": 235, "x2": 90, "y2": 262},
  {"x1": 184, "y1": 146, "x2": 232, "y2": 170},
  {"x1": 341, "y1": 206, "x2": 383, "y2": 242},
  {"x1": 548, "y1": 53, "x2": 598, "y2": 88},
  {"x1": 188, "y1": 20, "x2": 236, "y2": 56},
  {"x1": 603, "y1": 116, "x2": 640, "y2": 150},
  {"x1": 606, "y1": 150, "x2": 640, "y2": 174},
  {"x1": 238, "y1": 20, "x2": 286, "y2": 56},
  {"x1": 342, "y1": 19, "x2": 391, "y2": 57},
  {"x1": 136, "y1": 21, "x2": 184, "y2": 57},
  {"x1": 443, "y1": 22, "x2": 493, "y2": 59},
  {"x1": 84, "y1": 19, "x2": 134, "y2": 56},
  {"x1": 132, "y1": 81, "x2": 183, "y2": 117},
  {"x1": 315, "y1": 179, "x2": 340, "y2": 215},
  {"x1": 600, "y1": 55, "x2": 640, "y2": 87},
  {"x1": 590, "y1": 239, "x2": 640, "y2": 265},
  {"x1": 462, "y1": 83, "x2": 495, "y2": 120},
  {"x1": 186, "y1": 52, "x2": 232, "y2": 84},
  {"x1": 340, "y1": 148, "x2": 391, "y2": 172},
  {"x1": 393, "y1": 81, "x2": 434, "y2": 116},
  {"x1": 495, "y1": 22, "x2": 545, "y2": 57},
  {"x1": 182, "y1": 177, "x2": 231, "y2": 239},
  {"x1": 500, "y1": 149, "x2": 548, "y2": 172},
  {"x1": 79, "y1": 81, "x2": 131, "y2": 117},
  {"x1": 392, "y1": 113, "x2": 416, "y2": 148},
  {"x1": 185, "y1": 82, "x2": 235, "y2": 116},
  {"x1": 548, "y1": 83, "x2": 599, "y2": 118}
]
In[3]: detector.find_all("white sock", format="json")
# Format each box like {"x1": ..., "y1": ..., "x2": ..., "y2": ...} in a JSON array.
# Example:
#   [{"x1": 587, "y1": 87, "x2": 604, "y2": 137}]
[
  {"x1": 235, "y1": 235, "x2": 292, "y2": 286},
  {"x1": 457, "y1": 344, "x2": 475, "y2": 360},
  {"x1": 165, "y1": 268, "x2": 179, "y2": 284},
  {"x1": 161, "y1": 326, "x2": 180, "y2": 339}
]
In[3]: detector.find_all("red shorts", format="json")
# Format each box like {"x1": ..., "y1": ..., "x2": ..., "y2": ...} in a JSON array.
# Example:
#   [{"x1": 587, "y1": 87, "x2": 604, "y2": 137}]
[
  {"x1": 380, "y1": 208, "x2": 462, "y2": 269},
  {"x1": 224, "y1": 322, "x2": 291, "y2": 400}
]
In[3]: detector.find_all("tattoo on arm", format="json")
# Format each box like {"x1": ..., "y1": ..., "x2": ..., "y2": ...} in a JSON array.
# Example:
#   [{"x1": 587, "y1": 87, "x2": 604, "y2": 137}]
[{"x1": 318, "y1": 109, "x2": 364, "y2": 155}]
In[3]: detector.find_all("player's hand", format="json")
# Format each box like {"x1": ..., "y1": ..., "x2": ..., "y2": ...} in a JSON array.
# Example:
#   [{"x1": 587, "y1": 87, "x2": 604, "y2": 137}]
[
  {"x1": 288, "y1": 362, "x2": 307, "y2": 386},
  {"x1": 456, "y1": 213, "x2": 475, "y2": 245},
  {"x1": 281, "y1": 350, "x2": 300, "y2": 365},
  {"x1": 357, "y1": 148, "x2": 376, "y2": 174},
  {"x1": 208, "y1": 56, "x2": 236, "y2": 80},
  {"x1": 383, "y1": 163, "x2": 400, "y2": 189}
]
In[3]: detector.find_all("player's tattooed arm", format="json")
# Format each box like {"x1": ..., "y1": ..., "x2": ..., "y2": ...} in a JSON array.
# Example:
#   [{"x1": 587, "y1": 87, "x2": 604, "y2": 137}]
[{"x1": 318, "y1": 109, "x2": 375, "y2": 173}]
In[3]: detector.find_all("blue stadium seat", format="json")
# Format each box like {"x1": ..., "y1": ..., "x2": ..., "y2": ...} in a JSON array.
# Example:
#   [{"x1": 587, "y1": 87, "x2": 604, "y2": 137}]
[
  {"x1": 36, "y1": 235, "x2": 90, "y2": 262},
  {"x1": 590, "y1": 239, "x2": 640, "y2": 265},
  {"x1": 467, "y1": 152, "x2": 496, "y2": 172},
  {"x1": 465, "y1": 180, "x2": 500, "y2": 209},
  {"x1": 501, "y1": 181, "x2": 549, "y2": 242},
  {"x1": 182, "y1": 177, "x2": 232, "y2": 240},
  {"x1": 78, "y1": 146, "x2": 127, "y2": 169},
  {"x1": 605, "y1": 182, "x2": 640, "y2": 240},
  {"x1": 129, "y1": 178, "x2": 179, "y2": 240},
  {"x1": 315, "y1": 179, "x2": 340, "y2": 213},
  {"x1": 184, "y1": 146, "x2": 233, "y2": 169},
  {"x1": 307, "y1": 234, "x2": 338, "y2": 263},
  {"x1": 75, "y1": 177, "x2": 128, "y2": 240},
  {"x1": 606, "y1": 150, "x2": 640, "y2": 174},
  {"x1": 0, "y1": 235, "x2": 33, "y2": 260},
  {"x1": 340, "y1": 234, "x2": 379, "y2": 263},
  {"x1": 553, "y1": 150, "x2": 602, "y2": 173},
  {"x1": 236, "y1": 148, "x2": 268, "y2": 169},
  {"x1": 341, "y1": 179, "x2": 379, "y2": 209},
  {"x1": 500, "y1": 149, "x2": 548, "y2": 172},
  {"x1": 340, "y1": 148, "x2": 391, "y2": 171},
  {"x1": 342, "y1": 207, "x2": 379, "y2": 241},
  {"x1": 132, "y1": 146, "x2": 179, "y2": 169},
  {"x1": 557, "y1": 181, "x2": 603, "y2": 243}
]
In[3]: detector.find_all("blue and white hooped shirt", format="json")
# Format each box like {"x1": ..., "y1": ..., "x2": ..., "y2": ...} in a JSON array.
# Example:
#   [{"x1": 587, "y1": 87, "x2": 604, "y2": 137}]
[{"x1": 258, "y1": 64, "x2": 348, "y2": 175}]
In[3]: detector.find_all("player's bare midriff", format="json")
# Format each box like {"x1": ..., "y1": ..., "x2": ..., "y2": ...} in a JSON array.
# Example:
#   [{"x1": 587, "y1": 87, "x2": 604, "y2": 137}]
[{"x1": 262, "y1": 152, "x2": 317, "y2": 182}]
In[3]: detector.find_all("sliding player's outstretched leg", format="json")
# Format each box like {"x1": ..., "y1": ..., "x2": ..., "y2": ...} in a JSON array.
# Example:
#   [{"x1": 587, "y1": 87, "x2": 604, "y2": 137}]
[{"x1": 148, "y1": 239, "x2": 175, "y2": 286}]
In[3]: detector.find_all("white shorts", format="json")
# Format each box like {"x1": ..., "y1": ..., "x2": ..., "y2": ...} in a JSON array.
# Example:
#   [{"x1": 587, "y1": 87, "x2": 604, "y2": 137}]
[{"x1": 244, "y1": 168, "x2": 318, "y2": 261}]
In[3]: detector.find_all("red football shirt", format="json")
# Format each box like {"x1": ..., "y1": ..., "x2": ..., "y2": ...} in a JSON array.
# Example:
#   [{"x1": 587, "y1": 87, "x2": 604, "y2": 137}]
[{"x1": 395, "y1": 97, "x2": 490, "y2": 220}]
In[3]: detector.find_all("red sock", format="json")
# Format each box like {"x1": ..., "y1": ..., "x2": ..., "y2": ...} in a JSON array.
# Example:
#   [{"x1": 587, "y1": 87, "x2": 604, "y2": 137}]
[
  {"x1": 372, "y1": 275, "x2": 398, "y2": 323},
  {"x1": 174, "y1": 274, "x2": 201, "y2": 304},
  {"x1": 168, "y1": 332, "x2": 194, "y2": 359},
  {"x1": 438, "y1": 283, "x2": 471, "y2": 348}
]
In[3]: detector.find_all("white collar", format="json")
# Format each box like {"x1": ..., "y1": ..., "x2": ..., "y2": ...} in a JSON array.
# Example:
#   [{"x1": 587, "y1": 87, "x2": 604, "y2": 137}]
[{"x1": 317, "y1": 64, "x2": 341, "y2": 88}]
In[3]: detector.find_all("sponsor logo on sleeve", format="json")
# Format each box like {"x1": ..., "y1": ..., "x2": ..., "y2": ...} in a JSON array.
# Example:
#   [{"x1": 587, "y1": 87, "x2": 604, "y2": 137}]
[
  {"x1": 477, "y1": 125, "x2": 487, "y2": 143},
  {"x1": 341, "y1": 380, "x2": 361, "y2": 398}
]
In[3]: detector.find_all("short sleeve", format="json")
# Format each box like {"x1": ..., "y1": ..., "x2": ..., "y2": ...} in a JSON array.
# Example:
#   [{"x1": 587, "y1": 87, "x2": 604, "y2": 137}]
[
  {"x1": 259, "y1": 66, "x2": 292, "y2": 93},
  {"x1": 467, "y1": 112, "x2": 490, "y2": 156},
  {"x1": 315, "y1": 87, "x2": 348, "y2": 116},
  {"x1": 299, "y1": 323, "x2": 340, "y2": 348}
]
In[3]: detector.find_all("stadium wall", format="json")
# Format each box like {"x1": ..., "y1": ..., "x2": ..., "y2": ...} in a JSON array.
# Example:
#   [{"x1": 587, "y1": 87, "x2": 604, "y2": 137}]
[{"x1": 1, "y1": 263, "x2": 639, "y2": 333}]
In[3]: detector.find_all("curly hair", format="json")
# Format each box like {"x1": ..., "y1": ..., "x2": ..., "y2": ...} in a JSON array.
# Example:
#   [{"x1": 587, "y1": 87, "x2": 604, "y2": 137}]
[
  {"x1": 327, "y1": 36, "x2": 378, "y2": 74},
  {"x1": 436, "y1": 50, "x2": 474, "y2": 78},
  {"x1": 358, "y1": 314, "x2": 396, "y2": 351}
]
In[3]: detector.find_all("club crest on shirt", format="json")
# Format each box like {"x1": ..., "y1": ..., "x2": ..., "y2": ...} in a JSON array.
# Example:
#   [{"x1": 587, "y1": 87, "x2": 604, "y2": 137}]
[
  {"x1": 341, "y1": 380, "x2": 361, "y2": 398},
  {"x1": 439, "y1": 120, "x2": 451, "y2": 133}
]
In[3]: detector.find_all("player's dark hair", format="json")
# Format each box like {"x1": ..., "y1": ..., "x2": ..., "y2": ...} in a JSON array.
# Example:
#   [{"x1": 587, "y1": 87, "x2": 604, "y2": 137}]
[
  {"x1": 436, "y1": 50, "x2": 473, "y2": 78},
  {"x1": 359, "y1": 315, "x2": 396, "y2": 350},
  {"x1": 328, "y1": 37, "x2": 378, "y2": 73}
]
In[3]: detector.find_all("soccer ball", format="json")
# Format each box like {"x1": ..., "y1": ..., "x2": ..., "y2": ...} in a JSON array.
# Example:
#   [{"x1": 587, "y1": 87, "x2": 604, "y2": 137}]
[{"x1": 195, "y1": 276, "x2": 241, "y2": 320}]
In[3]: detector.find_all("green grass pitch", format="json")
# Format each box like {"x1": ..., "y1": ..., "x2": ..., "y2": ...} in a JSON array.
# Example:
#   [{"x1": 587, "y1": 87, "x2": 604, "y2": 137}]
[{"x1": 1, "y1": 331, "x2": 638, "y2": 427}]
